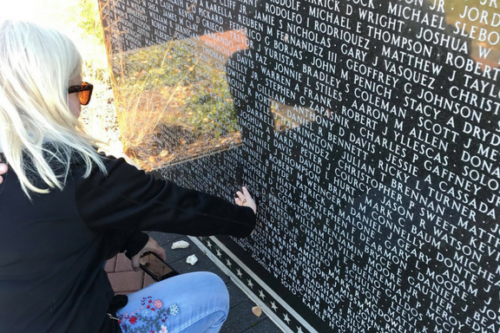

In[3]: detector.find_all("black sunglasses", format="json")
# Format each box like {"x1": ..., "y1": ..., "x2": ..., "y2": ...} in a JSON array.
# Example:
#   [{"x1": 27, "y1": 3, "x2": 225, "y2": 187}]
[{"x1": 68, "y1": 81, "x2": 93, "y2": 106}]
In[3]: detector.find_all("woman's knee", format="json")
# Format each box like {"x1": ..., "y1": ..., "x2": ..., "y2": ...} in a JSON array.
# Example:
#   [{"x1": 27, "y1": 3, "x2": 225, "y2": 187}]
[
  {"x1": 161, "y1": 272, "x2": 229, "y2": 310},
  {"x1": 190, "y1": 272, "x2": 229, "y2": 304}
]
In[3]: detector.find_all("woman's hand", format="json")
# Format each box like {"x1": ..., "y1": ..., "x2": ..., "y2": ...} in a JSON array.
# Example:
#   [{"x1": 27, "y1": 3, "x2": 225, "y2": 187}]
[
  {"x1": 235, "y1": 187, "x2": 257, "y2": 235},
  {"x1": 0, "y1": 163, "x2": 7, "y2": 184},
  {"x1": 235, "y1": 187, "x2": 256, "y2": 214},
  {"x1": 130, "y1": 237, "x2": 166, "y2": 272}
]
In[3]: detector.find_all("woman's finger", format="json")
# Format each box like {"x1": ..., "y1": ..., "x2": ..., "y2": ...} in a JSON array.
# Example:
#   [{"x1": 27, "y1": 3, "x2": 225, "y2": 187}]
[
  {"x1": 131, "y1": 256, "x2": 140, "y2": 271},
  {"x1": 147, "y1": 240, "x2": 167, "y2": 262},
  {"x1": 241, "y1": 187, "x2": 257, "y2": 214},
  {"x1": 236, "y1": 191, "x2": 245, "y2": 202},
  {"x1": 155, "y1": 247, "x2": 167, "y2": 262},
  {"x1": 242, "y1": 187, "x2": 250, "y2": 197}
]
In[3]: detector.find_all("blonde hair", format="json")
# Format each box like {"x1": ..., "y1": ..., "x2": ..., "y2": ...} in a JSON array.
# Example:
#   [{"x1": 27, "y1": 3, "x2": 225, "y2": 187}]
[{"x1": 0, "y1": 20, "x2": 107, "y2": 197}]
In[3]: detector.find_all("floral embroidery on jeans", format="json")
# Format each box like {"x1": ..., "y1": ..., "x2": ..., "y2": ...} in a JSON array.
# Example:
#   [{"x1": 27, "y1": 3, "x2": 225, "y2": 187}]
[
  {"x1": 169, "y1": 304, "x2": 179, "y2": 316},
  {"x1": 119, "y1": 296, "x2": 179, "y2": 333}
]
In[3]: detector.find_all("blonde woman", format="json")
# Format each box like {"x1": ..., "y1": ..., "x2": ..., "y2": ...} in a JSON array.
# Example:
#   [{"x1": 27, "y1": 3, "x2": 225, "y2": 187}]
[{"x1": 0, "y1": 20, "x2": 256, "y2": 333}]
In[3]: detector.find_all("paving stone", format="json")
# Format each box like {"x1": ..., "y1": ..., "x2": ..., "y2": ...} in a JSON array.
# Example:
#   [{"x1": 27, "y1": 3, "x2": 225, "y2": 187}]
[
  {"x1": 241, "y1": 318, "x2": 282, "y2": 333},
  {"x1": 108, "y1": 271, "x2": 143, "y2": 293},
  {"x1": 227, "y1": 281, "x2": 251, "y2": 308},
  {"x1": 170, "y1": 250, "x2": 214, "y2": 274},
  {"x1": 115, "y1": 290, "x2": 138, "y2": 296},
  {"x1": 159, "y1": 236, "x2": 232, "y2": 284},
  {"x1": 203, "y1": 264, "x2": 231, "y2": 284},
  {"x1": 142, "y1": 273, "x2": 156, "y2": 289},
  {"x1": 115, "y1": 253, "x2": 134, "y2": 272},
  {"x1": 105, "y1": 256, "x2": 117, "y2": 273},
  {"x1": 147, "y1": 231, "x2": 184, "y2": 247},
  {"x1": 163, "y1": 236, "x2": 197, "y2": 263},
  {"x1": 219, "y1": 300, "x2": 267, "y2": 333}
]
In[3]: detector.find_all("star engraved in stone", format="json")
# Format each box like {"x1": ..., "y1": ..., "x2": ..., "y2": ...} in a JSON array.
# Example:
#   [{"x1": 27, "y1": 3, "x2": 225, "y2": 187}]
[
  {"x1": 247, "y1": 279, "x2": 254, "y2": 289},
  {"x1": 236, "y1": 269, "x2": 243, "y2": 278},
  {"x1": 258, "y1": 290, "x2": 265, "y2": 299},
  {"x1": 225, "y1": 259, "x2": 232, "y2": 268},
  {"x1": 216, "y1": 249, "x2": 222, "y2": 258},
  {"x1": 206, "y1": 241, "x2": 212, "y2": 248},
  {"x1": 270, "y1": 301, "x2": 278, "y2": 311},
  {"x1": 283, "y1": 313, "x2": 291, "y2": 324}
]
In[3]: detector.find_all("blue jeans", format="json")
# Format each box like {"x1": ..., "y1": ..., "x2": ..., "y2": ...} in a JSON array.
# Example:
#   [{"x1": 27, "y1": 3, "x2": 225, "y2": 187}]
[{"x1": 115, "y1": 272, "x2": 229, "y2": 333}]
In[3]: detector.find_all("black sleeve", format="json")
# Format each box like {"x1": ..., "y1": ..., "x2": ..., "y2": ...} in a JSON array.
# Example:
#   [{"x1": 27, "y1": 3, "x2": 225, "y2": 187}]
[
  {"x1": 75, "y1": 157, "x2": 256, "y2": 245},
  {"x1": 102, "y1": 230, "x2": 150, "y2": 260}
]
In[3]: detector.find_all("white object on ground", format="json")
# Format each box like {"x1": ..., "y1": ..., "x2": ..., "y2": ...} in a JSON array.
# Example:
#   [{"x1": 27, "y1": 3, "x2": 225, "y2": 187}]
[
  {"x1": 171, "y1": 240, "x2": 190, "y2": 249},
  {"x1": 186, "y1": 254, "x2": 198, "y2": 265},
  {"x1": 252, "y1": 306, "x2": 262, "y2": 317}
]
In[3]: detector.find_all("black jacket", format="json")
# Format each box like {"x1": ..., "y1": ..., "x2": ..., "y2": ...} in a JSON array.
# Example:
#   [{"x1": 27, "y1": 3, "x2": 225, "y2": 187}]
[{"x1": 0, "y1": 153, "x2": 255, "y2": 333}]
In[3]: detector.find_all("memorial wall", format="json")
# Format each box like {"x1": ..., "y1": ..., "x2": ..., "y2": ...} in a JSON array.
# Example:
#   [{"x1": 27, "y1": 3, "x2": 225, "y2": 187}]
[{"x1": 98, "y1": 0, "x2": 500, "y2": 331}]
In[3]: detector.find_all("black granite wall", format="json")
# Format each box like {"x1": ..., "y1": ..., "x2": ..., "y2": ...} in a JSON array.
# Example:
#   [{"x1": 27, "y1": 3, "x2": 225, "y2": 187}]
[{"x1": 99, "y1": 0, "x2": 500, "y2": 331}]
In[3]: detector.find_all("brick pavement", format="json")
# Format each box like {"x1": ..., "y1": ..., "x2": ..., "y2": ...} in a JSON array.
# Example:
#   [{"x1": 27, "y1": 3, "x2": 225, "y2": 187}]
[{"x1": 105, "y1": 253, "x2": 156, "y2": 294}]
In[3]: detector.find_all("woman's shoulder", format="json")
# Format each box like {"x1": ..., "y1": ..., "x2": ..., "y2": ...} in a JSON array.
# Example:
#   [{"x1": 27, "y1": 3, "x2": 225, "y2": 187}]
[
  {"x1": 0, "y1": 144, "x2": 146, "y2": 190},
  {"x1": 79, "y1": 153, "x2": 146, "y2": 185}
]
